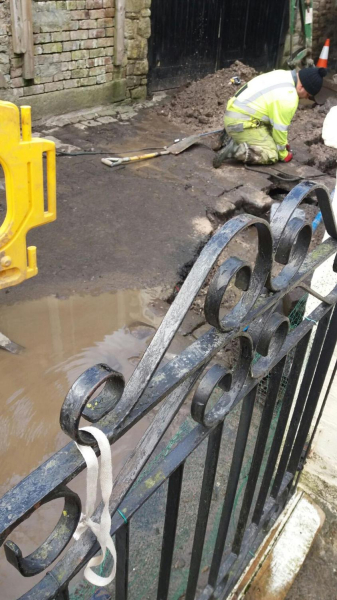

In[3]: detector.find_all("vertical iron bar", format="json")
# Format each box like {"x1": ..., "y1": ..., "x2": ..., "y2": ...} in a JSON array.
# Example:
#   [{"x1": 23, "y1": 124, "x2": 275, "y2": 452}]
[
  {"x1": 271, "y1": 313, "x2": 330, "y2": 498},
  {"x1": 252, "y1": 332, "x2": 311, "y2": 524},
  {"x1": 288, "y1": 305, "x2": 337, "y2": 475},
  {"x1": 303, "y1": 358, "x2": 337, "y2": 464},
  {"x1": 116, "y1": 522, "x2": 130, "y2": 600},
  {"x1": 208, "y1": 388, "x2": 257, "y2": 589},
  {"x1": 157, "y1": 464, "x2": 184, "y2": 600},
  {"x1": 232, "y1": 358, "x2": 286, "y2": 556},
  {"x1": 55, "y1": 589, "x2": 69, "y2": 600},
  {"x1": 185, "y1": 422, "x2": 224, "y2": 600},
  {"x1": 291, "y1": 361, "x2": 337, "y2": 496}
]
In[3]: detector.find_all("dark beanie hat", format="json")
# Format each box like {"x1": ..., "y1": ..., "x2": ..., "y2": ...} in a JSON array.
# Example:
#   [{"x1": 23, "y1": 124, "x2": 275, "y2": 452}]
[{"x1": 299, "y1": 67, "x2": 327, "y2": 96}]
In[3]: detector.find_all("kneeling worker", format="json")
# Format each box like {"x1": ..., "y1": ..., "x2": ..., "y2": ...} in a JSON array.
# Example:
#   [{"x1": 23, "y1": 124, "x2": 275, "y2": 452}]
[{"x1": 213, "y1": 67, "x2": 327, "y2": 168}]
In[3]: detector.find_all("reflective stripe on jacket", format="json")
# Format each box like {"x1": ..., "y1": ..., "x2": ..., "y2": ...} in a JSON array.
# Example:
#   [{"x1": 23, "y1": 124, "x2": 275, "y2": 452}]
[{"x1": 225, "y1": 70, "x2": 299, "y2": 161}]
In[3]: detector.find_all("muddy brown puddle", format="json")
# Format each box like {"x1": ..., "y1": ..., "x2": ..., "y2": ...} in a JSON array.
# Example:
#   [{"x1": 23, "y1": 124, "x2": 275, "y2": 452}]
[{"x1": 0, "y1": 288, "x2": 166, "y2": 599}]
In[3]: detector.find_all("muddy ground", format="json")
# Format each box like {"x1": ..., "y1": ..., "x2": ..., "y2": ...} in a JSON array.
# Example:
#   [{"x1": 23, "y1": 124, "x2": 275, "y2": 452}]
[
  {"x1": 1, "y1": 109, "x2": 213, "y2": 303},
  {"x1": 0, "y1": 63, "x2": 337, "y2": 600}
]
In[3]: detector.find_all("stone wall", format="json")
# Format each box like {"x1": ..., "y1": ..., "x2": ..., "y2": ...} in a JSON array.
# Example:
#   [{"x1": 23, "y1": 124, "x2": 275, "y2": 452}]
[
  {"x1": 0, "y1": 0, "x2": 151, "y2": 116},
  {"x1": 312, "y1": 0, "x2": 337, "y2": 62}
]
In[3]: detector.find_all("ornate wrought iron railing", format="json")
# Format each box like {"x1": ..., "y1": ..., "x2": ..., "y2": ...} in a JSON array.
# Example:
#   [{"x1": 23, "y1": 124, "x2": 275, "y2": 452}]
[{"x1": 1, "y1": 180, "x2": 337, "y2": 600}]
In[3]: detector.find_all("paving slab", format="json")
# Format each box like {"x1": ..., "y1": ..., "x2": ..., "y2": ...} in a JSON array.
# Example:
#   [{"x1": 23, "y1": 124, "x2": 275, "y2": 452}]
[{"x1": 214, "y1": 162, "x2": 273, "y2": 194}]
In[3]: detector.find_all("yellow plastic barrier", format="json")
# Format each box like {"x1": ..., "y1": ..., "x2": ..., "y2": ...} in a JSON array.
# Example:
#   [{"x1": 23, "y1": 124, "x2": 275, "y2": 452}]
[{"x1": 0, "y1": 101, "x2": 56, "y2": 289}]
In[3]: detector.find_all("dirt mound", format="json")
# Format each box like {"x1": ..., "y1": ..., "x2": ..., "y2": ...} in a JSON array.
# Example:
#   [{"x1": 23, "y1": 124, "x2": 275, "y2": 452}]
[
  {"x1": 162, "y1": 61, "x2": 258, "y2": 132},
  {"x1": 158, "y1": 61, "x2": 337, "y2": 174}
]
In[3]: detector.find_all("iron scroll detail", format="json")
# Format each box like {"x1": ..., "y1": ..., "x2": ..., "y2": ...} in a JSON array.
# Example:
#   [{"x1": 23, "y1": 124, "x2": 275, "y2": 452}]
[
  {"x1": 1, "y1": 180, "x2": 337, "y2": 599},
  {"x1": 4, "y1": 486, "x2": 81, "y2": 577}
]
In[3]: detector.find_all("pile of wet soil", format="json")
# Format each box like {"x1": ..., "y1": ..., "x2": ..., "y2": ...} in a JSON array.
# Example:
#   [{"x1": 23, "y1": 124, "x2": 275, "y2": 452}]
[
  {"x1": 159, "y1": 61, "x2": 337, "y2": 174},
  {"x1": 160, "y1": 61, "x2": 259, "y2": 132}
]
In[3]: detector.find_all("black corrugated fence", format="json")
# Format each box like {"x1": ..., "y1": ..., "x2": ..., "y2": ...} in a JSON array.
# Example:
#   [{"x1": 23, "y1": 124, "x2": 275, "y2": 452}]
[{"x1": 148, "y1": 0, "x2": 288, "y2": 91}]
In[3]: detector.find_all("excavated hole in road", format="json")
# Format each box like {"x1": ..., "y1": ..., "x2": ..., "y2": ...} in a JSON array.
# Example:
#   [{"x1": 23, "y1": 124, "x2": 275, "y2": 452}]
[{"x1": 305, "y1": 135, "x2": 324, "y2": 147}]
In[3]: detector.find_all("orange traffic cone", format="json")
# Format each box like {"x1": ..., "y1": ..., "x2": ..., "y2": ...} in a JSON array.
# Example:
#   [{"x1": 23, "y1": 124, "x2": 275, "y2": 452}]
[{"x1": 317, "y1": 39, "x2": 330, "y2": 68}]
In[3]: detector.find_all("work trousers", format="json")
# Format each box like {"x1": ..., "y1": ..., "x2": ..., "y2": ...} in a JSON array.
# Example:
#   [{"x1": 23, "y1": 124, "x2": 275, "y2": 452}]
[{"x1": 223, "y1": 115, "x2": 279, "y2": 165}]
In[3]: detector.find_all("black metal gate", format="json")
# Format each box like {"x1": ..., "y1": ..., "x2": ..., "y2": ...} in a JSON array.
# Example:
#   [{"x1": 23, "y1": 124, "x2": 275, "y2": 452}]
[
  {"x1": 148, "y1": 0, "x2": 288, "y2": 92},
  {"x1": 1, "y1": 180, "x2": 337, "y2": 600}
]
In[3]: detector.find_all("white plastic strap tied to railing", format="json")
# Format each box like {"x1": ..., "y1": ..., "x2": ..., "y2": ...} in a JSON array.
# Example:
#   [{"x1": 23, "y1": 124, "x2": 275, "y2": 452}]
[{"x1": 74, "y1": 426, "x2": 117, "y2": 587}]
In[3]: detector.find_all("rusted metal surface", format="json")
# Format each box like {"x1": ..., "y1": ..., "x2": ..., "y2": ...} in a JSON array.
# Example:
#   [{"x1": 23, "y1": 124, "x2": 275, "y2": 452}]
[{"x1": 1, "y1": 181, "x2": 337, "y2": 599}]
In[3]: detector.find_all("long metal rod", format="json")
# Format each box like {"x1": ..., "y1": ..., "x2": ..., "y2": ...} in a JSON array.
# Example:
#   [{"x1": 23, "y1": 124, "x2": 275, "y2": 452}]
[
  {"x1": 197, "y1": 473, "x2": 294, "y2": 600},
  {"x1": 253, "y1": 332, "x2": 311, "y2": 524},
  {"x1": 288, "y1": 304, "x2": 337, "y2": 474},
  {"x1": 185, "y1": 422, "x2": 224, "y2": 600},
  {"x1": 303, "y1": 358, "x2": 337, "y2": 464},
  {"x1": 157, "y1": 465, "x2": 184, "y2": 600},
  {"x1": 116, "y1": 523, "x2": 130, "y2": 600},
  {"x1": 232, "y1": 358, "x2": 286, "y2": 555},
  {"x1": 271, "y1": 312, "x2": 330, "y2": 498},
  {"x1": 55, "y1": 589, "x2": 69, "y2": 600},
  {"x1": 208, "y1": 388, "x2": 257, "y2": 588}
]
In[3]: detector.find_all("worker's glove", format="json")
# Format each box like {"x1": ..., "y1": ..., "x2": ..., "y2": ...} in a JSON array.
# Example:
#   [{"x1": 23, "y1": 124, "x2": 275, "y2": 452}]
[
  {"x1": 286, "y1": 144, "x2": 291, "y2": 152},
  {"x1": 283, "y1": 151, "x2": 293, "y2": 163}
]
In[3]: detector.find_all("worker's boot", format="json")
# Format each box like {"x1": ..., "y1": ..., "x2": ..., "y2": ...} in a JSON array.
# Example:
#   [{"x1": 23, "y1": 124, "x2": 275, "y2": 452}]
[
  {"x1": 213, "y1": 139, "x2": 249, "y2": 168},
  {"x1": 213, "y1": 138, "x2": 235, "y2": 168},
  {"x1": 219, "y1": 128, "x2": 230, "y2": 147}
]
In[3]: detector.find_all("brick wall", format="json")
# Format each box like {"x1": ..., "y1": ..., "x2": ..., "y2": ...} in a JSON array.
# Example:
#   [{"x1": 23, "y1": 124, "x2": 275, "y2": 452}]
[{"x1": 0, "y1": 0, "x2": 151, "y2": 116}]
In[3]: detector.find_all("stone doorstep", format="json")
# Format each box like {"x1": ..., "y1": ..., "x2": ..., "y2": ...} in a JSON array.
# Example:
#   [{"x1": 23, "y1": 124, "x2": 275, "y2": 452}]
[
  {"x1": 33, "y1": 92, "x2": 167, "y2": 129},
  {"x1": 34, "y1": 100, "x2": 131, "y2": 127},
  {"x1": 229, "y1": 491, "x2": 325, "y2": 600}
]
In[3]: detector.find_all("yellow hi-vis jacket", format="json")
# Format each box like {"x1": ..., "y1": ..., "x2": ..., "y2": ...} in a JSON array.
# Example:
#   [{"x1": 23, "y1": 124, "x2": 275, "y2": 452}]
[{"x1": 225, "y1": 70, "x2": 299, "y2": 161}]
